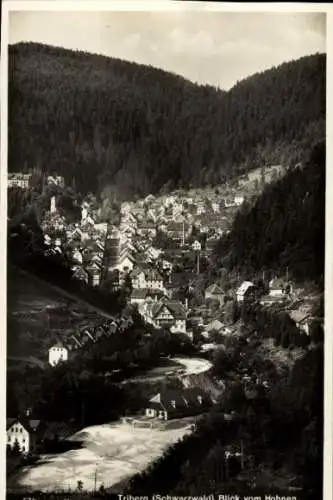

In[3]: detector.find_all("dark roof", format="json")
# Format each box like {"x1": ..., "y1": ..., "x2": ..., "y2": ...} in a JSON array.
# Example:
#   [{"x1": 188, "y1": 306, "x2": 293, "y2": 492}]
[
  {"x1": 206, "y1": 284, "x2": 224, "y2": 295},
  {"x1": 152, "y1": 300, "x2": 187, "y2": 320},
  {"x1": 166, "y1": 222, "x2": 190, "y2": 232},
  {"x1": 269, "y1": 277, "x2": 288, "y2": 289},
  {"x1": 131, "y1": 288, "x2": 165, "y2": 300},
  {"x1": 7, "y1": 417, "x2": 41, "y2": 432},
  {"x1": 147, "y1": 388, "x2": 212, "y2": 412}
]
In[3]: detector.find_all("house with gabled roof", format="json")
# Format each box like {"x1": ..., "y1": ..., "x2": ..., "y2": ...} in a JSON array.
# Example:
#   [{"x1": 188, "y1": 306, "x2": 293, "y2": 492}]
[
  {"x1": 206, "y1": 319, "x2": 224, "y2": 334},
  {"x1": 192, "y1": 240, "x2": 202, "y2": 252},
  {"x1": 145, "y1": 299, "x2": 187, "y2": 333},
  {"x1": 234, "y1": 195, "x2": 245, "y2": 206},
  {"x1": 7, "y1": 415, "x2": 42, "y2": 454},
  {"x1": 130, "y1": 288, "x2": 165, "y2": 306},
  {"x1": 288, "y1": 311, "x2": 312, "y2": 336},
  {"x1": 72, "y1": 265, "x2": 89, "y2": 285},
  {"x1": 86, "y1": 261, "x2": 102, "y2": 287},
  {"x1": 236, "y1": 281, "x2": 256, "y2": 303},
  {"x1": 49, "y1": 343, "x2": 68, "y2": 367},
  {"x1": 269, "y1": 277, "x2": 293, "y2": 297},
  {"x1": 205, "y1": 284, "x2": 224, "y2": 305},
  {"x1": 137, "y1": 221, "x2": 157, "y2": 238},
  {"x1": 146, "y1": 246, "x2": 162, "y2": 262},
  {"x1": 131, "y1": 267, "x2": 165, "y2": 291},
  {"x1": 145, "y1": 387, "x2": 213, "y2": 420},
  {"x1": 72, "y1": 249, "x2": 83, "y2": 264},
  {"x1": 224, "y1": 196, "x2": 236, "y2": 208},
  {"x1": 117, "y1": 252, "x2": 136, "y2": 273}
]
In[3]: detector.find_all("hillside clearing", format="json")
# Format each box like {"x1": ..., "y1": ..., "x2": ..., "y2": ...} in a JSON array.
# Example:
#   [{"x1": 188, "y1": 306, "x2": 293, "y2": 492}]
[
  {"x1": 7, "y1": 266, "x2": 107, "y2": 362},
  {"x1": 8, "y1": 420, "x2": 193, "y2": 493}
]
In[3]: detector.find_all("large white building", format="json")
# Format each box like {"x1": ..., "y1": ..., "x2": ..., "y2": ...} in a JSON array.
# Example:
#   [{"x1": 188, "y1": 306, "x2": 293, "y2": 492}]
[
  {"x1": 8, "y1": 173, "x2": 32, "y2": 189},
  {"x1": 6, "y1": 415, "x2": 40, "y2": 454},
  {"x1": 48, "y1": 343, "x2": 68, "y2": 366}
]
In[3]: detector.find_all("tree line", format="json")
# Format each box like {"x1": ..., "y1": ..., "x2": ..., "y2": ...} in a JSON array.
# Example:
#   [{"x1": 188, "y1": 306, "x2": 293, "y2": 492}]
[
  {"x1": 9, "y1": 43, "x2": 325, "y2": 198},
  {"x1": 126, "y1": 337, "x2": 323, "y2": 500}
]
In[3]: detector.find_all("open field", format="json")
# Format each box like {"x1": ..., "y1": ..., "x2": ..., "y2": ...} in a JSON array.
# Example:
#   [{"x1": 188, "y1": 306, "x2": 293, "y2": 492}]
[
  {"x1": 8, "y1": 419, "x2": 194, "y2": 493},
  {"x1": 7, "y1": 266, "x2": 108, "y2": 363}
]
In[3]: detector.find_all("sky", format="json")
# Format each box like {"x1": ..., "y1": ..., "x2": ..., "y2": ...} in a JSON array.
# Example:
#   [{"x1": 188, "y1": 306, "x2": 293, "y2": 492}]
[{"x1": 9, "y1": 9, "x2": 326, "y2": 90}]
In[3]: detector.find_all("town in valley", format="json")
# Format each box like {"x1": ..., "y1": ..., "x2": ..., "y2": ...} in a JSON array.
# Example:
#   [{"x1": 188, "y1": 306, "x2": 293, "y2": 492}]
[{"x1": 6, "y1": 10, "x2": 326, "y2": 500}]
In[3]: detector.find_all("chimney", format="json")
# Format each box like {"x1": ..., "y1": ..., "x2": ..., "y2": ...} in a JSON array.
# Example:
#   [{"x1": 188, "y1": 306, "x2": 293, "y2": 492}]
[{"x1": 25, "y1": 408, "x2": 32, "y2": 417}]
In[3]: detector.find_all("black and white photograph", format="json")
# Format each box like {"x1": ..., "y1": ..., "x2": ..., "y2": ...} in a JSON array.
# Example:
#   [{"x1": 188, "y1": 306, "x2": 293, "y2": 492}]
[{"x1": 2, "y1": 2, "x2": 330, "y2": 500}]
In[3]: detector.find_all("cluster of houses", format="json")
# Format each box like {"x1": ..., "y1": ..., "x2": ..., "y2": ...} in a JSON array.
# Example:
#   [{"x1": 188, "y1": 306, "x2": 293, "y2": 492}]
[
  {"x1": 38, "y1": 190, "x2": 238, "y2": 337},
  {"x1": 38, "y1": 189, "x2": 321, "y2": 342},
  {"x1": 8, "y1": 172, "x2": 65, "y2": 189},
  {"x1": 48, "y1": 316, "x2": 133, "y2": 367},
  {"x1": 8, "y1": 173, "x2": 32, "y2": 189}
]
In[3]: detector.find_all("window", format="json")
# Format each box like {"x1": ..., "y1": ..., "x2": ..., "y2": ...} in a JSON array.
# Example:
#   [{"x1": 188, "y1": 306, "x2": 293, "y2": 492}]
[
  {"x1": 20, "y1": 428, "x2": 23, "y2": 433},
  {"x1": 8, "y1": 436, "x2": 11, "y2": 442},
  {"x1": 22, "y1": 438, "x2": 26, "y2": 443}
]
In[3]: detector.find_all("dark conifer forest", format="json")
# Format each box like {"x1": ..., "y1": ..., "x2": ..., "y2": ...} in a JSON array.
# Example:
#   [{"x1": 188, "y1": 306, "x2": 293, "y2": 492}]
[
  {"x1": 8, "y1": 43, "x2": 325, "y2": 198},
  {"x1": 213, "y1": 140, "x2": 325, "y2": 284}
]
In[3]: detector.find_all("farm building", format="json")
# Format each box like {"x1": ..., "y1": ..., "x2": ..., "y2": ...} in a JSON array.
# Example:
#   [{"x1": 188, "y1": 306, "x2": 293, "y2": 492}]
[{"x1": 145, "y1": 388, "x2": 213, "y2": 420}]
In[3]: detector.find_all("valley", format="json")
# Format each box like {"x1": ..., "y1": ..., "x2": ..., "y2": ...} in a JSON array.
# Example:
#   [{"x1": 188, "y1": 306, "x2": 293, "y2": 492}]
[{"x1": 6, "y1": 37, "x2": 325, "y2": 500}]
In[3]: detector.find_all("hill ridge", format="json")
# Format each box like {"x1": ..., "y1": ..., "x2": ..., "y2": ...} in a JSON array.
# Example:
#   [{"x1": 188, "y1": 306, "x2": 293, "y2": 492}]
[{"x1": 9, "y1": 42, "x2": 326, "y2": 198}]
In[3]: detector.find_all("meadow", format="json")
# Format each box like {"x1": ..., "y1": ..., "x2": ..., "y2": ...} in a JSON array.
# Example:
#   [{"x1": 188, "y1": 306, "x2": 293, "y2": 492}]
[{"x1": 7, "y1": 265, "x2": 107, "y2": 366}]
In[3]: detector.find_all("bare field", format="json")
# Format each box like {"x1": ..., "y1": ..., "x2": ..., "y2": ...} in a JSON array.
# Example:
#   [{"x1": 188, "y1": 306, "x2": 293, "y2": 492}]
[
  {"x1": 8, "y1": 419, "x2": 193, "y2": 493},
  {"x1": 7, "y1": 266, "x2": 107, "y2": 363}
]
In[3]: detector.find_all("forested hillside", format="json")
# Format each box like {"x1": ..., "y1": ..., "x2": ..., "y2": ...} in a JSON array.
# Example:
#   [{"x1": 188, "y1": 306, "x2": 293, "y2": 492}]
[
  {"x1": 9, "y1": 43, "x2": 325, "y2": 198},
  {"x1": 213, "y1": 140, "x2": 325, "y2": 284},
  {"x1": 127, "y1": 342, "x2": 323, "y2": 499}
]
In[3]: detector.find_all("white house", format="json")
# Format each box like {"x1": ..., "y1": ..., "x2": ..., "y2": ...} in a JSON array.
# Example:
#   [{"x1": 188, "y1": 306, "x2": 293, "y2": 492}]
[
  {"x1": 44, "y1": 234, "x2": 52, "y2": 246},
  {"x1": 132, "y1": 268, "x2": 165, "y2": 290},
  {"x1": 49, "y1": 343, "x2": 68, "y2": 366},
  {"x1": 236, "y1": 281, "x2": 255, "y2": 303},
  {"x1": 151, "y1": 300, "x2": 187, "y2": 333},
  {"x1": 146, "y1": 247, "x2": 162, "y2": 261},
  {"x1": 47, "y1": 175, "x2": 65, "y2": 187},
  {"x1": 117, "y1": 253, "x2": 135, "y2": 273},
  {"x1": 234, "y1": 195, "x2": 245, "y2": 206},
  {"x1": 87, "y1": 262, "x2": 102, "y2": 287},
  {"x1": 6, "y1": 415, "x2": 40, "y2": 454},
  {"x1": 160, "y1": 259, "x2": 173, "y2": 273},
  {"x1": 211, "y1": 202, "x2": 220, "y2": 213},
  {"x1": 192, "y1": 240, "x2": 202, "y2": 252},
  {"x1": 269, "y1": 277, "x2": 292, "y2": 297},
  {"x1": 72, "y1": 266, "x2": 89, "y2": 284}
]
